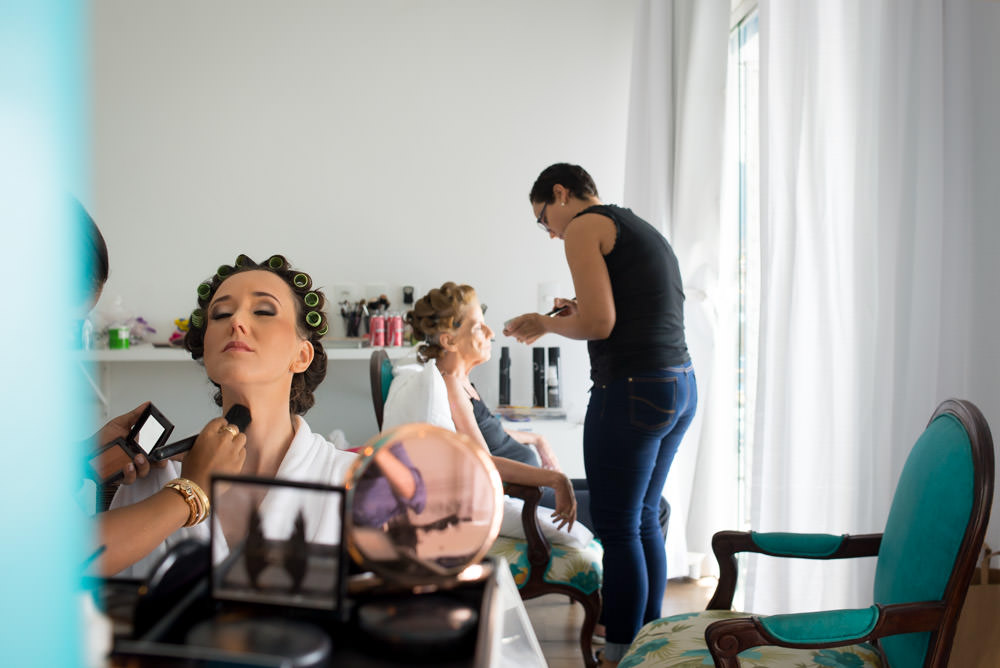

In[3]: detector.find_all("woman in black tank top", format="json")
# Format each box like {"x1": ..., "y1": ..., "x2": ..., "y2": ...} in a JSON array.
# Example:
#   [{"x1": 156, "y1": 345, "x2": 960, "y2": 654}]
[{"x1": 505, "y1": 163, "x2": 698, "y2": 666}]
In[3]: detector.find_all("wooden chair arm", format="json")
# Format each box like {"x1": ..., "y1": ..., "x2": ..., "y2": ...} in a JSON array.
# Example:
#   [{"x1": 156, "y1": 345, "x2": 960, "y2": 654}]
[
  {"x1": 503, "y1": 483, "x2": 552, "y2": 572},
  {"x1": 704, "y1": 601, "x2": 944, "y2": 668},
  {"x1": 707, "y1": 531, "x2": 883, "y2": 610}
]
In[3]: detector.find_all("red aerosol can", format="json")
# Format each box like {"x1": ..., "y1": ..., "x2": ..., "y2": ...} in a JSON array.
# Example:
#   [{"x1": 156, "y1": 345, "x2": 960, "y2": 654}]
[
  {"x1": 369, "y1": 313, "x2": 386, "y2": 347},
  {"x1": 387, "y1": 313, "x2": 403, "y2": 347}
]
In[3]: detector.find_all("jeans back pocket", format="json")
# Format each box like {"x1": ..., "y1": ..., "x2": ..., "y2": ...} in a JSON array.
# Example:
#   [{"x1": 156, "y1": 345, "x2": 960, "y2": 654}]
[{"x1": 628, "y1": 376, "x2": 678, "y2": 431}]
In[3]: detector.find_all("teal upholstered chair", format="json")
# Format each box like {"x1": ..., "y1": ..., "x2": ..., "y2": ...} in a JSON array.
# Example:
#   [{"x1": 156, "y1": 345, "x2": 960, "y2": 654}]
[
  {"x1": 368, "y1": 350, "x2": 604, "y2": 668},
  {"x1": 620, "y1": 398, "x2": 994, "y2": 668},
  {"x1": 369, "y1": 349, "x2": 394, "y2": 431}
]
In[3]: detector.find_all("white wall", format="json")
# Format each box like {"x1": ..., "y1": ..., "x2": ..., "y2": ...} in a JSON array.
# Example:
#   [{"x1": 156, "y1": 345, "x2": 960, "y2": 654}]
[
  {"x1": 87, "y1": 0, "x2": 640, "y2": 445},
  {"x1": 88, "y1": 1, "x2": 1000, "y2": 554}
]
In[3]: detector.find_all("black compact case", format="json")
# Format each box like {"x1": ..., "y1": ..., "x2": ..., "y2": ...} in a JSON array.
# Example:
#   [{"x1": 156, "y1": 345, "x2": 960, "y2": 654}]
[{"x1": 87, "y1": 403, "x2": 174, "y2": 484}]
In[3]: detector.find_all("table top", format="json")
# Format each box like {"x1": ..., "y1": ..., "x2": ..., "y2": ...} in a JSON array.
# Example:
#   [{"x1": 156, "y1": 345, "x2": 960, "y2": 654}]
[{"x1": 101, "y1": 557, "x2": 544, "y2": 668}]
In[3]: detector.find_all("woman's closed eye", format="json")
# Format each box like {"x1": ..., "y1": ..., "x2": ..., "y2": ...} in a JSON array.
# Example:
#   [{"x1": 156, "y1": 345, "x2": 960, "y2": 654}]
[{"x1": 209, "y1": 307, "x2": 276, "y2": 320}]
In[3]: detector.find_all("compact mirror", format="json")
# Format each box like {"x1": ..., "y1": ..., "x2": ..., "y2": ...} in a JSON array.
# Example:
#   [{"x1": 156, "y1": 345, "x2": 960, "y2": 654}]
[
  {"x1": 133, "y1": 415, "x2": 166, "y2": 453},
  {"x1": 127, "y1": 403, "x2": 173, "y2": 455},
  {"x1": 345, "y1": 423, "x2": 503, "y2": 588}
]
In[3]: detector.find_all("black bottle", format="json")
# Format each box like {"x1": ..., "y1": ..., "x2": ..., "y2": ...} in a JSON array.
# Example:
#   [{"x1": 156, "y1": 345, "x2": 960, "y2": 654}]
[
  {"x1": 499, "y1": 347, "x2": 511, "y2": 406},
  {"x1": 532, "y1": 347, "x2": 546, "y2": 407},
  {"x1": 546, "y1": 347, "x2": 561, "y2": 408}
]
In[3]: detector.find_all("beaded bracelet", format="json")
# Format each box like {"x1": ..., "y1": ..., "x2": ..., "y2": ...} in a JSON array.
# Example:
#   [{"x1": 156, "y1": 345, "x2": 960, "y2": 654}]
[{"x1": 164, "y1": 478, "x2": 211, "y2": 527}]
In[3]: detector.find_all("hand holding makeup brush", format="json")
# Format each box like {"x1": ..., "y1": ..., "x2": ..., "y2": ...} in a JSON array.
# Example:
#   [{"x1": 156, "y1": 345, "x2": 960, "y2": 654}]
[{"x1": 503, "y1": 298, "x2": 577, "y2": 343}]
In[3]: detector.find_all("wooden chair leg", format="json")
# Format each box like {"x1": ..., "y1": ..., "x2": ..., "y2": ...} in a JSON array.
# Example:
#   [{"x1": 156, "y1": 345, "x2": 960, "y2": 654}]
[
  {"x1": 518, "y1": 584, "x2": 601, "y2": 668},
  {"x1": 575, "y1": 590, "x2": 601, "y2": 668}
]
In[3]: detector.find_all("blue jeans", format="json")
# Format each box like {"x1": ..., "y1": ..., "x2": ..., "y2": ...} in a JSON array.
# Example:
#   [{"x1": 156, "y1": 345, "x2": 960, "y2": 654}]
[
  {"x1": 540, "y1": 481, "x2": 671, "y2": 541},
  {"x1": 584, "y1": 364, "x2": 697, "y2": 656}
]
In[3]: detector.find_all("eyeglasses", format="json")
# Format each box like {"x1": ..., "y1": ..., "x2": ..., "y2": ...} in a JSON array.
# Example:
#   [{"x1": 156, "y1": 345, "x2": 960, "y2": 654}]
[{"x1": 535, "y1": 202, "x2": 549, "y2": 232}]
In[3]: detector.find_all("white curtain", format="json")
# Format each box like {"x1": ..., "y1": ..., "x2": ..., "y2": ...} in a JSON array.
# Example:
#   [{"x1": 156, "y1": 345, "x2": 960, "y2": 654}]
[
  {"x1": 623, "y1": 0, "x2": 732, "y2": 580},
  {"x1": 749, "y1": 0, "x2": 992, "y2": 614}
]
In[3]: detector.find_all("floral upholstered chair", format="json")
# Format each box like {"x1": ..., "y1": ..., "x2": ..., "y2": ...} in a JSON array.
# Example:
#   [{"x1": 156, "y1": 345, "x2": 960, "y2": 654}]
[
  {"x1": 371, "y1": 350, "x2": 604, "y2": 668},
  {"x1": 490, "y1": 482, "x2": 604, "y2": 668},
  {"x1": 620, "y1": 399, "x2": 994, "y2": 668}
]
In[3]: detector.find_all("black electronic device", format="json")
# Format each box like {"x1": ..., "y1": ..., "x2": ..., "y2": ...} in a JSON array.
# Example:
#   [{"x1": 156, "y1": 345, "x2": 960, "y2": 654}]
[
  {"x1": 87, "y1": 403, "x2": 174, "y2": 484},
  {"x1": 149, "y1": 404, "x2": 251, "y2": 462}
]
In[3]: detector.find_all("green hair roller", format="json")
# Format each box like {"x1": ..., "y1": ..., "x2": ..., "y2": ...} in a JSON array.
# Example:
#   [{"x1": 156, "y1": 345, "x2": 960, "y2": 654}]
[
  {"x1": 235, "y1": 254, "x2": 253, "y2": 268},
  {"x1": 216, "y1": 265, "x2": 232, "y2": 279},
  {"x1": 293, "y1": 273, "x2": 311, "y2": 289},
  {"x1": 303, "y1": 292, "x2": 320, "y2": 308},
  {"x1": 317, "y1": 322, "x2": 329, "y2": 337},
  {"x1": 267, "y1": 255, "x2": 286, "y2": 270},
  {"x1": 197, "y1": 282, "x2": 212, "y2": 299},
  {"x1": 190, "y1": 308, "x2": 205, "y2": 329},
  {"x1": 305, "y1": 311, "x2": 322, "y2": 328}
]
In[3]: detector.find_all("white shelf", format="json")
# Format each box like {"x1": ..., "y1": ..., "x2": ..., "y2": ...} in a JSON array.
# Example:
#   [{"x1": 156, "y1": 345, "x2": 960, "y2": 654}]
[
  {"x1": 73, "y1": 346, "x2": 190, "y2": 362},
  {"x1": 75, "y1": 343, "x2": 419, "y2": 362}
]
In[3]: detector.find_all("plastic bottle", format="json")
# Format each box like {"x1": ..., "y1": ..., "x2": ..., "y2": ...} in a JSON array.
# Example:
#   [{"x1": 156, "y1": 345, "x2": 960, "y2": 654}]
[
  {"x1": 107, "y1": 296, "x2": 131, "y2": 349},
  {"x1": 81, "y1": 318, "x2": 95, "y2": 350}
]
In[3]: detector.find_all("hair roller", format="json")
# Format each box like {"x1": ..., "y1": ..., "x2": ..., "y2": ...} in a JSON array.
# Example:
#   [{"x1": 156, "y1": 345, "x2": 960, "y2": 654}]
[
  {"x1": 317, "y1": 322, "x2": 329, "y2": 337},
  {"x1": 305, "y1": 311, "x2": 322, "y2": 328},
  {"x1": 196, "y1": 282, "x2": 212, "y2": 300},
  {"x1": 292, "y1": 273, "x2": 311, "y2": 290},
  {"x1": 216, "y1": 265, "x2": 233, "y2": 279},
  {"x1": 189, "y1": 308, "x2": 205, "y2": 329},
  {"x1": 267, "y1": 255, "x2": 286, "y2": 270},
  {"x1": 234, "y1": 254, "x2": 254, "y2": 268},
  {"x1": 303, "y1": 292, "x2": 320, "y2": 308}
]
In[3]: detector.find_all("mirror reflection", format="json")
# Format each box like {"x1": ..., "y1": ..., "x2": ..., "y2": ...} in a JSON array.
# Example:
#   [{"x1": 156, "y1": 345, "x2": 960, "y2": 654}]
[
  {"x1": 211, "y1": 477, "x2": 346, "y2": 612},
  {"x1": 134, "y1": 417, "x2": 166, "y2": 454},
  {"x1": 347, "y1": 424, "x2": 502, "y2": 582}
]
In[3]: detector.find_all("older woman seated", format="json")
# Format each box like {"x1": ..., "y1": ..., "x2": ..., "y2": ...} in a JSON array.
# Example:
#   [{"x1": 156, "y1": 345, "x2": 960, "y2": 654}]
[{"x1": 399, "y1": 282, "x2": 590, "y2": 533}]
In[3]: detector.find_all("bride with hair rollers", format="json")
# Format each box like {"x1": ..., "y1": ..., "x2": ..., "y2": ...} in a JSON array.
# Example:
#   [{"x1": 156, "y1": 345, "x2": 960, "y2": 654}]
[{"x1": 109, "y1": 254, "x2": 423, "y2": 577}]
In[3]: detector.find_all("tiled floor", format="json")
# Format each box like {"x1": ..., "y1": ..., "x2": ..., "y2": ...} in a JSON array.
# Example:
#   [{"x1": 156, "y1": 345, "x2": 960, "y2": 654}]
[{"x1": 524, "y1": 577, "x2": 718, "y2": 668}]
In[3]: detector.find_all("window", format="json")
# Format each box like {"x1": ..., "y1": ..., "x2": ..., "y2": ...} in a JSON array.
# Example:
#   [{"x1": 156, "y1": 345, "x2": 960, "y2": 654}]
[{"x1": 729, "y1": 4, "x2": 759, "y2": 532}]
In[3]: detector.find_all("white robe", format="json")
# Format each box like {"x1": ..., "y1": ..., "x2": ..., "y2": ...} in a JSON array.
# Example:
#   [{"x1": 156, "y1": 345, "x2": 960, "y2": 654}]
[{"x1": 110, "y1": 416, "x2": 358, "y2": 579}]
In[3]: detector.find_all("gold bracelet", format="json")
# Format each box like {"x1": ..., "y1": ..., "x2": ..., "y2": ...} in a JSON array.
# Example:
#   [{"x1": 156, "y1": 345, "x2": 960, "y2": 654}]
[
  {"x1": 189, "y1": 479, "x2": 211, "y2": 521},
  {"x1": 164, "y1": 478, "x2": 211, "y2": 527}
]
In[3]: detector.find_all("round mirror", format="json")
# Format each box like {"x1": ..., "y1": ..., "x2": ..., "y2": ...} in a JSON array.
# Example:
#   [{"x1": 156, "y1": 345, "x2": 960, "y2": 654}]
[{"x1": 345, "y1": 423, "x2": 503, "y2": 587}]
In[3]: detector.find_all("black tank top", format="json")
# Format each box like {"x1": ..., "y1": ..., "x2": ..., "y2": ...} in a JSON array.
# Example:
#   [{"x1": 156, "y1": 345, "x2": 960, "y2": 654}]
[
  {"x1": 469, "y1": 390, "x2": 539, "y2": 466},
  {"x1": 579, "y1": 204, "x2": 689, "y2": 383}
]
